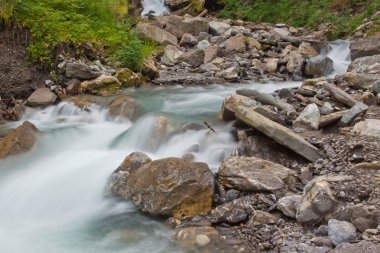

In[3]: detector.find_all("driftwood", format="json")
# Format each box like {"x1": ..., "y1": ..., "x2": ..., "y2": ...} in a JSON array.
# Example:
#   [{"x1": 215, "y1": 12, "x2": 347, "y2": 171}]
[
  {"x1": 324, "y1": 83, "x2": 358, "y2": 107},
  {"x1": 235, "y1": 106, "x2": 323, "y2": 162},
  {"x1": 319, "y1": 110, "x2": 348, "y2": 127},
  {"x1": 237, "y1": 88, "x2": 295, "y2": 112},
  {"x1": 204, "y1": 121, "x2": 216, "y2": 133}
]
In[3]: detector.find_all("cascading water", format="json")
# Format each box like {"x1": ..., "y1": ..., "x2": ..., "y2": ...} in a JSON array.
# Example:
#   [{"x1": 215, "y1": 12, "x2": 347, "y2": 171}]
[
  {"x1": 0, "y1": 41, "x2": 350, "y2": 253},
  {"x1": 323, "y1": 40, "x2": 351, "y2": 76},
  {"x1": 141, "y1": 0, "x2": 169, "y2": 16}
]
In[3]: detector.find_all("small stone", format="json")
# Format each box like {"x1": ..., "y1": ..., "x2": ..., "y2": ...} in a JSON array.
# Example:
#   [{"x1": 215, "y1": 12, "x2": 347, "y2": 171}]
[
  {"x1": 328, "y1": 219, "x2": 356, "y2": 246},
  {"x1": 320, "y1": 102, "x2": 334, "y2": 115},
  {"x1": 196, "y1": 235, "x2": 210, "y2": 246},
  {"x1": 197, "y1": 40, "x2": 210, "y2": 50}
]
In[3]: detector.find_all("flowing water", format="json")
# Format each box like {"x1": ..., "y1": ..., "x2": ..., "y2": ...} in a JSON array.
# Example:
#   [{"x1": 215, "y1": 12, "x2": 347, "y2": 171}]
[
  {"x1": 0, "y1": 41, "x2": 350, "y2": 253},
  {"x1": 141, "y1": 0, "x2": 169, "y2": 16}
]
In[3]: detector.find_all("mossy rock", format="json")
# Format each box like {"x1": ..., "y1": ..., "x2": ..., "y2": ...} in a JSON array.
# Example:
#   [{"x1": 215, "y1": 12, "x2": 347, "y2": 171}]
[
  {"x1": 81, "y1": 75, "x2": 122, "y2": 96},
  {"x1": 116, "y1": 68, "x2": 144, "y2": 87}
]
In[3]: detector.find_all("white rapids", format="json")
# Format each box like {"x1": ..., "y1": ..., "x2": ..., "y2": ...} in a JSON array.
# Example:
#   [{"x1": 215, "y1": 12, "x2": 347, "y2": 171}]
[{"x1": 141, "y1": 0, "x2": 169, "y2": 16}]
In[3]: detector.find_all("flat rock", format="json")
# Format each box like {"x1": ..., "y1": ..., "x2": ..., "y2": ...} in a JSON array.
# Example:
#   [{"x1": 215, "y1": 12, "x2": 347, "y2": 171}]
[
  {"x1": 353, "y1": 119, "x2": 380, "y2": 138},
  {"x1": 329, "y1": 241, "x2": 380, "y2": 253},
  {"x1": 350, "y1": 38, "x2": 380, "y2": 60},
  {"x1": 277, "y1": 195, "x2": 302, "y2": 218},
  {"x1": 65, "y1": 62, "x2": 102, "y2": 80},
  {"x1": 26, "y1": 88, "x2": 57, "y2": 107},
  {"x1": 340, "y1": 102, "x2": 368, "y2": 125},
  {"x1": 166, "y1": 15, "x2": 209, "y2": 38},
  {"x1": 136, "y1": 23, "x2": 178, "y2": 46}
]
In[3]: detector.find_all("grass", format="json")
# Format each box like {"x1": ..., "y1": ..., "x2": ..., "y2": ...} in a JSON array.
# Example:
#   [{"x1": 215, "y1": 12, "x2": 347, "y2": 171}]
[
  {"x1": 0, "y1": 0, "x2": 153, "y2": 71},
  {"x1": 216, "y1": 0, "x2": 380, "y2": 39}
]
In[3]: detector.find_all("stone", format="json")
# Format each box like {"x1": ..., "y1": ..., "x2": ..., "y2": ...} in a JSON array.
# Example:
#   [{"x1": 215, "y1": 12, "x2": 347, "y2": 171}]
[
  {"x1": 299, "y1": 42, "x2": 319, "y2": 57},
  {"x1": 215, "y1": 67, "x2": 239, "y2": 81},
  {"x1": 108, "y1": 96, "x2": 144, "y2": 121},
  {"x1": 126, "y1": 157, "x2": 214, "y2": 218},
  {"x1": 136, "y1": 23, "x2": 178, "y2": 45},
  {"x1": 277, "y1": 195, "x2": 302, "y2": 218},
  {"x1": 220, "y1": 94, "x2": 256, "y2": 121},
  {"x1": 199, "y1": 63, "x2": 219, "y2": 73},
  {"x1": 26, "y1": 88, "x2": 57, "y2": 107},
  {"x1": 264, "y1": 58, "x2": 279, "y2": 73},
  {"x1": 225, "y1": 35, "x2": 246, "y2": 53},
  {"x1": 350, "y1": 38, "x2": 380, "y2": 60},
  {"x1": 179, "y1": 33, "x2": 198, "y2": 47},
  {"x1": 373, "y1": 80, "x2": 380, "y2": 94},
  {"x1": 353, "y1": 119, "x2": 380, "y2": 138},
  {"x1": 161, "y1": 45, "x2": 183, "y2": 66},
  {"x1": 340, "y1": 102, "x2": 368, "y2": 125},
  {"x1": 142, "y1": 58, "x2": 159, "y2": 79},
  {"x1": 286, "y1": 51, "x2": 306, "y2": 73},
  {"x1": 247, "y1": 210, "x2": 279, "y2": 226},
  {"x1": 65, "y1": 79, "x2": 81, "y2": 95},
  {"x1": 64, "y1": 95, "x2": 95, "y2": 110},
  {"x1": 311, "y1": 237, "x2": 334, "y2": 247},
  {"x1": 174, "y1": 226, "x2": 218, "y2": 247},
  {"x1": 211, "y1": 196, "x2": 256, "y2": 224},
  {"x1": 197, "y1": 40, "x2": 210, "y2": 50},
  {"x1": 80, "y1": 75, "x2": 122, "y2": 96},
  {"x1": 147, "y1": 116, "x2": 169, "y2": 150},
  {"x1": 204, "y1": 46, "x2": 219, "y2": 63},
  {"x1": 209, "y1": 21, "x2": 231, "y2": 36},
  {"x1": 0, "y1": 121, "x2": 39, "y2": 159},
  {"x1": 115, "y1": 68, "x2": 143, "y2": 87},
  {"x1": 235, "y1": 106, "x2": 322, "y2": 162},
  {"x1": 296, "y1": 178, "x2": 338, "y2": 225},
  {"x1": 108, "y1": 152, "x2": 152, "y2": 199},
  {"x1": 324, "y1": 83, "x2": 358, "y2": 107},
  {"x1": 166, "y1": 15, "x2": 209, "y2": 38},
  {"x1": 305, "y1": 55, "x2": 334, "y2": 77},
  {"x1": 272, "y1": 28, "x2": 290, "y2": 37},
  {"x1": 246, "y1": 37, "x2": 261, "y2": 50},
  {"x1": 329, "y1": 241, "x2": 380, "y2": 253},
  {"x1": 293, "y1": 103, "x2": 320, "y2": 130},
  {"x1": 328, "y1": 219, "x2": 356, "y2": 246},
  {"x1": 348, "y1": 55, "x2": 380, "y2": 75},
  {"x1": 165, "y1": 0, "x2": 191, "y2": 11},
  {"x1": 320, "y1": 102, "x2": 334, "y2": 115},
  {"x1": 344, "y1": 72, "x2": 380, "y2": 89},
  {"x1": 217, "y1": 156, "x2": 297, "y2": 194},
  {"x1": 360, "y1": 91, "x2": 376, "y2": 105},
  {"x1": 65, "y1": 62, "x2": 102, "y2": 80},
  {"x1": 178, "y1": 49, "x2": 205, "y2": 67}
]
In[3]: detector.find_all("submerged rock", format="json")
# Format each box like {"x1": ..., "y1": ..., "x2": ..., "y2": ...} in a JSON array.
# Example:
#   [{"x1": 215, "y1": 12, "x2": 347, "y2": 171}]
[
  {"x1": 304, "y1": 55, "x2": 333, "y2": 77},
  {"x1": 0, "y1": 121, "x2": 39, "y2": 159},
  {"x1": 108, "y1": 96, "x2": 144, "y2": 121},
  {"x1": 175, "y1": 226, "x2": 218, "y2": 247}
]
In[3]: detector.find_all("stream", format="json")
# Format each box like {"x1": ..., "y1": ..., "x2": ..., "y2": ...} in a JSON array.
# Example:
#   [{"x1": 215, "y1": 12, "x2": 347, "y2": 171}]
[{"x1": 0, "y1": 41, "x2": 350, "y2": 253}]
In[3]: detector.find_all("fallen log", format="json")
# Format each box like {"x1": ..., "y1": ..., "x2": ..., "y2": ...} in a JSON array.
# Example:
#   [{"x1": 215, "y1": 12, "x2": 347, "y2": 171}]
[
  {"x1": 324, "y1": 83, "x2": 358, "y2": 107},
  {"x1": 237, "y1": 88, "x2": 295, "y2": 112},
  {"x1": 235, "y1": 106, "x2": 323, "y2": 162},
  {"x1": 319, "y1": 110, "x2": 348, "y2": 127}
]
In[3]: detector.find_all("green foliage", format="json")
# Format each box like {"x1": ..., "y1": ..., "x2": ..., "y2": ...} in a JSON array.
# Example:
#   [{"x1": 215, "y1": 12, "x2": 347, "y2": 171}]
[
  {"x1": 0, "y1": 0, "x2": 18, "y2": 25},
  {"x1": 1, "y1": 0, "x2": 153, "y2": 68},
  {"x1": 217, "y1": 0, "x2": 380, "y2": 38}
]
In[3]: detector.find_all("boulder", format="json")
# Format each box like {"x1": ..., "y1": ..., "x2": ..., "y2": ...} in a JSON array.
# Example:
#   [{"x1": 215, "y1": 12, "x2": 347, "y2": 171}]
[
  {"x1": 328, "y1": 219, "x2": 356, "y2": 246},
  {"x1": 161, "y1": 45, "x2": 184, "y2": 66},
  {"x1": 353, "y1": 119, "x2": 380, "y2": 138},
  {"x1": 126, "y1": 157, "x2": 214, "y2": 218},
  {"x1": 296, "y1": 178, "x2": 338, "y2": 225},
  {"x1": 26, "y1": 88, "x2": 57, "y2": 107},
  {"x1": 108, "y1": 152, "x2": 152, "y2": 199},
  {"x1": 108, "y1": 96, "x2": 144, "y2": 121},
  {"x1": 298, "y1": 42, "x2": 319, "y2": 57},
  {"x1": 115, "y1": 68, "x2": 143, "y2": 87},
  {"x1": 350, "y1": 38, "x2": 380, "y2": 60},
  {"x1": 178, "y1": 49, "x2": 205, "y2": 67},
  {"x1": 277, "y1": 195, "x2": 302, "y2": 218},
  {"x1": 217, "y1": 156, "x2": 297, "y2": 194},
  {"x1": 204, "y1": 46, "x2": 219, "y2": 64},
  {"x1": 286, "y1": 51, "x2": 306, "y2": 73},
  {"x1": 179, "y1": 33, "x2": 198, "y2": 47},
  {"x1": 136, "y1": 23, "x2": 178, "y2": 46},
  {"x1": 80, "y1": 75, "x2": 122, "y2": 96},
  {"x1": 209, "y1": 21, "x2": 231, "y2": 36},
  {"x1": 141, "y1": 58, "x2": 159, "y2": 80},
  {"x1": 247, "y1": 210, "x2": 279, "y2": 226},
  {"x1": 220, "y1": 94, "x2": 256, "y2": 121},
  {"x1": 293, "y1": 103, "x2": 320, "y2": 130},
  {"x1": 65, "y1": 79, "x2": 81, "y2": 95},
  {"x1": 304, "y1": 55, "x2": 334, "y2": 77},
  {"x1": 215, "y1": 67, "x2": 239, "y2": 81},
  {"x1": 211, "y1": 195, "x2": 256, "y2": 224},
  {"x1": 348, "y1": 55, "x2": 380, "y2": 75},
  {"x1": 166, "y1": 15, "x2": 209, "y2": 38},
  {"x1": 0, "y1": 121, "x2": 39, "y2": 159},
  {"x1": 165, "y1": 0, "x2": 191, "y2": 11},
  {"x1": 65, "y1": 62, "x2": 102, "y2": 80},
  {"x1": 225, "y1": 35, "x2": 246, "y2": 53},
  {"x1": 344, "y1": 72, "x2": 380, "y2": 90}
]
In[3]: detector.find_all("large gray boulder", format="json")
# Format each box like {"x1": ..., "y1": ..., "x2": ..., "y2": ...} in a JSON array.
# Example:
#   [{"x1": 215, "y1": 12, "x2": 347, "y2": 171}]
[
  {"x1": 217, "y1": 156, "x2": 297, "y2": 194},
  {"x1": 304, "y1": 55, "x2": 334, "y2": 77},
  {"x1": 65, "y1": 62, "x2": 102, "y2": 80},
  {"x1": 209, "y1": 21, "x2": 231, "y2": 36},
  {"x1": 136, "y1": 23, "x2": 178, "y2": 46},
  {"x1": 166, "y1": 15, "x2": 209, "y2": 38},
  {"x1": 348, "y1": 55, "x2": 380, "y2": 75},
  {"x1": 26, "y1": 88, "x2": 57, "y2": 107},
  {"x1": 350, "y1": 38, "x2": 380, "y2": 60},
  {"x1": 126, "y1": 157, "x2": 214, "y2": 218},
  {"x1": 293, "y1": 103, "x2": 320, "y2": 130},
  {"x1": 178, "y1": 49, "x2": 205, "y2": 67}
]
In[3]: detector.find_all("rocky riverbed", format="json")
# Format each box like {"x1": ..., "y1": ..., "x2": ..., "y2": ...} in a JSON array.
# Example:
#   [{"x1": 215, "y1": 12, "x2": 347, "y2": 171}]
[{"x1": 0, "y1": 10, "x2": 380, "y2": 253}]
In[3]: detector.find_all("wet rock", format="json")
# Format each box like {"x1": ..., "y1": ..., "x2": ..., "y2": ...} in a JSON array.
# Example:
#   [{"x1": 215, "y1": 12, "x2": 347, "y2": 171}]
[
  {"x1": 161, "y1": 45, "x2": 184, "y2": 66},
  {"x1": 0, "y1": 121, "x2": 39, "y2": 159},
  {"x1": 340, "y1": 102, "x2": 368, "y2": 125},
  {"x1": 209, "y1": 21, "x2": 231, "y2": 36},
  {"x1": 350, "y1": 38, "x2": 380, "y2": 60},
  {"x1": 353, "y1": 119, "x2": 380, "y2": 138},
  {"x1": 174, "y1": 226, "x2": 218, "y2": 247},
  {"x1": 329, "y1": 241, "x2": 380, "y2": 253},
  {"x1": 80, "y1": 75, "x2": 122, "y2": 96},
  {"x1": 136, "y1": 23, "x2": 178, "y2": 45},
  {"x1": 65, "y1": 79, "x2": 81, "y2": 95},
  {"x1": 343, "y1": 72, "x2": 379, "y2": 89},
  {"x1": 179, "y1": 33, "x2": 198, "y2": 47},
  {"x1": 225, "y1": 35, "x2": 246, "y2": 53},
  {"x1": 26, "y1": 88, "x2": 57, "y2": 107},
  {"x1": 320, "y1": 102, "x2": 334, "y2": 115},
  {"x1": 217, "y1": 156, "x2": 297, "y2": 194},
  {"x1": 296, "y1": 178, "x2": 338, "y2": 225},
  {"x1": 305, "y1": 55, "x2": 333, "y2": 77},
  {"x1": 166, "y1": 15, "x2": 209, "y2": 38},
  {"x1": 65, "y1": 95, "x2": 96, "y2": 110},
  {"x1": 348, "y1": 55, "x2": 380, "y2": 75},
  {"x1": 147, "y1": 116, "x2": 168, "y2": 150},
  {"x1": 293, "y1": 103, "x2": 320, "y2": 130},
  {"x1": 115, "y1": 68, "x2": 143, "y2": 87},
  {"x1": 247, "y1": 210, "x2": 279, "y2": 226},
  {"x1": 178, "y1": 49, "x2": 205, "y2": 67},
  {"x1": 108, "y1": 152, "x2": 152, "y2": 199},
  {"x1": 277, "y1": 195, "x2": 302, "y2": 218},
  {"x1": 204, "y1": 46, "x2": 219, "y2": 64},
  {"x1": 211, "y1": 195, "x2": 256, "y2": 224},
  {"x1": 65, "y1": 62, "x2": 102, "y2": 80},
  {"x1": 127, "y1": 157, "x2": 214, "y2": 218},
  {"x1": 108, "y1": 96, "x2": 144, "y2": 121},
  {"x1": 328, "y1": 219, "x2": 356, "y2": 246}
]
